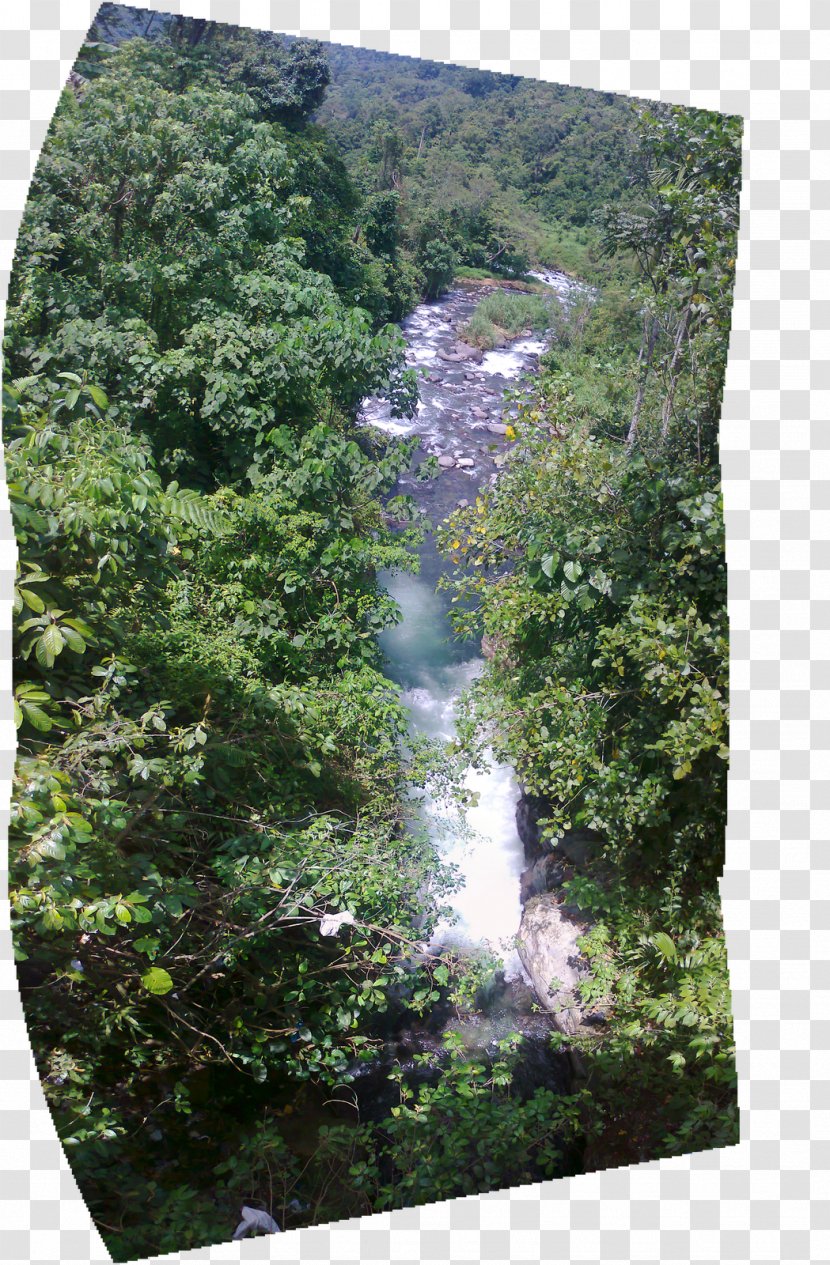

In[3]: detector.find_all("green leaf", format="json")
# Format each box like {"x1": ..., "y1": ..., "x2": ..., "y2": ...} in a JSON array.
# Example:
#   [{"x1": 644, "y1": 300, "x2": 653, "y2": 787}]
[
  {"x1": 541, "y1": 552, "x2": 559, "y2": 579},
  {"x1": 37, "y1": 623, "x2": 65, "y2": 668},
  {"x1": 41, "y1": 906, "x2": 64, "y2": 932},
  {"x1": 20, "y1": 588, "x2": 45, "y2": 613},
  {"x1": 61, "y1": 626, "x2": 87, "y2": 654},
  {"x1": 651, "y1": 932, "x2": 677, "y2": 962},
  {"x1": 140, "y1": 967, "x2": 174, "y2": 995},
  {"x1": 36, "y1": 837, "x2": 66, "y2": 860},
  {"x1": 87, "y1": 383, "x2": 109, "y2": 409},
  {"x1": 563, "y1": 559, "x2": 583, "y2": 583}
]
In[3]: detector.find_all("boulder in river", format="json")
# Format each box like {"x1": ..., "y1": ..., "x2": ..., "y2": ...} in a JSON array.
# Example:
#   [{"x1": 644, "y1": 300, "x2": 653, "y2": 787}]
[
  {"x1": 437, "y1": 454, "x2": 456, "y2": 469},
  {"x1": 487, "y1": 422, "x2": 509, "y2": 435},
  {"x1": 456, "y1": 457, "x2": 475, "y2": 468},
  {"x1": 517, "y1": 893, "x2": 593, "y2": 1035}
]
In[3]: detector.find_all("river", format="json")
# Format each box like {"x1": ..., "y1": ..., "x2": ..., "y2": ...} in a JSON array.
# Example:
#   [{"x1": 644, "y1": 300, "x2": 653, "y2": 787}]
[{"x1": 362, "y1": 273, "x2": 580, "y2": 984}]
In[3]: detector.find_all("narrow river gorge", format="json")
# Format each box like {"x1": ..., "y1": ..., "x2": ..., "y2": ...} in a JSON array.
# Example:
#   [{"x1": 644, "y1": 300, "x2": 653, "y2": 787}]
[{"x1": 364, "y1": 271, "x2": 580, "y2": 1019}]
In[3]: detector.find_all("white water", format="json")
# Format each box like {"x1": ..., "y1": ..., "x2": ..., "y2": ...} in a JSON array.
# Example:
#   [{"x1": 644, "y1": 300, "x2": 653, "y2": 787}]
[
  {"x1": 378, "y1": 570, "x2": 525, "y2": 978},
  {"x1": 480, "y1": 335, "x2": 546, "y2": 379}
]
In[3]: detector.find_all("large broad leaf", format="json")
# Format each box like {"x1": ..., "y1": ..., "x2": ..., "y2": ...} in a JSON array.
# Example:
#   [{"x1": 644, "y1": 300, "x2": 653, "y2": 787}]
[
  {"x1": 86, "y1": 383, "x2": 109, "y2": 409},
  {"x1": 19, "y1": 588, "x2": 45, "y2": 613},
  {"x1": 23, "y1": 703, "x2": 53, "y2": 731},
  {"x1": 541, "y1": 552, "x2": 559, "y2": 578},
  {"x1": 61, "y1": 626, "x2": 87, "y2": 654},
  {"x1": 37, "y1": 623, "x2": 65, "y2": 667},
  {"x1": 140, "y1": 967, "x2": 174, "y2": 995},
  {"x1": 651, "y1": 932, "x2": 677, "y2": 962}
]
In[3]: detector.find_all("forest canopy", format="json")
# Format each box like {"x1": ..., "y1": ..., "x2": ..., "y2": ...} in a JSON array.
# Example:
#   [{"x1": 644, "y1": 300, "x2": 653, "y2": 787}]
[{"x1": 5, "y1": 8, "x2": 741, "y2": 1257}]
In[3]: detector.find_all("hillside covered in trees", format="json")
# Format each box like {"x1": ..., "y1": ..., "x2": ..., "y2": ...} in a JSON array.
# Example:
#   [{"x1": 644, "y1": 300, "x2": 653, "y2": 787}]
[
  {"x1": 5, "y1": 7, "x2": 741, "y2": 1258},
  {"x1": 317, "y1": 41, "x2": 641, "y2": 285}
]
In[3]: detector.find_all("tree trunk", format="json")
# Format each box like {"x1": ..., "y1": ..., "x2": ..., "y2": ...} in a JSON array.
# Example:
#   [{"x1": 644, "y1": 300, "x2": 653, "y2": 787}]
[
  {"x1": 660, "y1": 308, "x2": 691, "y2": 438},
  {"x1": 626, "y1": 312, "x2": 658, "y2": 449}
]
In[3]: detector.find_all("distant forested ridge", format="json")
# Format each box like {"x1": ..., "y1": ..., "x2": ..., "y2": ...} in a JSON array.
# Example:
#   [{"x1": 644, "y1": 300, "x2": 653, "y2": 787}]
[
  {"x1": 5, "y1": 6, "x2": 741, "y2": 1257},
  {"x1": 88, "y1": 4, "x2": 645, "y2": 295},
  {"x1": 317, "y1": 42, "x2": 643, "y2": 285}
]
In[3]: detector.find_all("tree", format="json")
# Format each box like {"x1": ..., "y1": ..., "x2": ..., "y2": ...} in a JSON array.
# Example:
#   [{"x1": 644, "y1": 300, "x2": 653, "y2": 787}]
[
  {"x1": 598, "y1": 104, "x2": 742, "y2": 455},
  {"x1": 3, "y1": 27, "x2": 460, "y2": 1257},
  {"x1": 6, "y1": 35, "x2": 417, "y2": 484},
  {"x1": 437, "y1": 102, "x2": 740, "y2": 1166}
]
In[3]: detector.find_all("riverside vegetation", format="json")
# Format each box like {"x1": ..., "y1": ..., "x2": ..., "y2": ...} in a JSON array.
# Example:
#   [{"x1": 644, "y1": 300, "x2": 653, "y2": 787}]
[{"x1": 5, "y1": 8, "x2": 740, "y2": 1257}]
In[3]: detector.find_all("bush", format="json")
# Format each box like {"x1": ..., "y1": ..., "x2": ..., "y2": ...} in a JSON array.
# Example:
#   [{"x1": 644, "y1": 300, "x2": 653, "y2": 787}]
[{"x1": 461, "y1": 290, "x2": 555, "y2": 348}]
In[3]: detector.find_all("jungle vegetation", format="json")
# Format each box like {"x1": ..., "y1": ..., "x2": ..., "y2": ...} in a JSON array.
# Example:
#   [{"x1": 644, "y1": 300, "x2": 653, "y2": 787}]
[
  {"x1": 440, "y1": 102, "x2": 741, "y2": 1165},
  {"x1": 4, "y1": 7, "x2": 741, "y2": 1257}
]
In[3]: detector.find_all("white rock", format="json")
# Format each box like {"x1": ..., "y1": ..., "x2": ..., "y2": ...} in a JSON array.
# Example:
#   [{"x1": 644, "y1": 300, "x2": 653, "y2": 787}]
[{"x1": 517, "y1": 894, "x2": 592, "y2": 1035}]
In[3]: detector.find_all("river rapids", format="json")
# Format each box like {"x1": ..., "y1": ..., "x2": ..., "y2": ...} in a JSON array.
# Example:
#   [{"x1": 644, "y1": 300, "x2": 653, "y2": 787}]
[{"x1": 363, "y1": 273, "x2": 580, "y2": 981}]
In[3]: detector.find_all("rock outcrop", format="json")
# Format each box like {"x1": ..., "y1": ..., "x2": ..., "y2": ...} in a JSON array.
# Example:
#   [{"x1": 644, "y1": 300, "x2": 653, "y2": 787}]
[
  {"x1": 520, "y1": 852, "x2": 565, "y2": 903},
  {"x1": 515, "y1": 792, "x2": 554, "y2": 859},
  {"x1": 514, "y1": 796, "x2": 608, "y2": 1040},
  {"x1": 517, "y1": 893, "x2": 592, "y2": 1035},
  {"x1": 555, "y1": 828, "x2": 602, "y2": 869}
]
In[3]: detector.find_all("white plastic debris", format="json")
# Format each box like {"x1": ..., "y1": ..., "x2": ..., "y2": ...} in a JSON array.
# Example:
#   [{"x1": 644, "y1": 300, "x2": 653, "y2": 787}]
[
  {"x1": 232, "y1": 1206, "x2": 281, "y2": 1240},
  {"x1": 319, "y1": 910, "x2": 356, "y2": 937}
]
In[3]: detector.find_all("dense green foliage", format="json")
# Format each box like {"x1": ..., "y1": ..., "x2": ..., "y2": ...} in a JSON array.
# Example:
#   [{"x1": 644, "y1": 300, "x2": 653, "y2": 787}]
[
  {"x1": 317, "y1": 42, "x2": 643, "y2": 286},
  {"x1": 5, "y1": 23, "x2": 469, "y2": 1257},
  {"x1": 6, "y1": 36, "x2": 422, "y2": 479},
  {"x1": 4, "y1": 9, "x2": 740, "y2": 1254},
  {"x1": 440, "y1": 103, "x2": 741, "y2": 1163}
]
